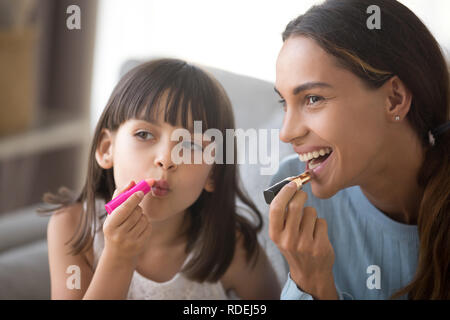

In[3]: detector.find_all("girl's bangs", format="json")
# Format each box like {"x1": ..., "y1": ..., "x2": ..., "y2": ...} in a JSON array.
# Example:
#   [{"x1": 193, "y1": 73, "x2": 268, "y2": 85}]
[
  {"x1": 112, "y1": 61, "x2": 214, "y2": 133},
  {"x1": 138, "y1": 87, "x2": 210, "y2": 133}
]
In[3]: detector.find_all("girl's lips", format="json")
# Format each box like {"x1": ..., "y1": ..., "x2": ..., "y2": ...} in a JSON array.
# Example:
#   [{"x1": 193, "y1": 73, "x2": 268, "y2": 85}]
[
  {"x1": 150, "y1": 179, "x2": 170, "y2": 197},
  {"x1": 153, "y1": 179, "x2": 170, "y2": 190},
  {"x1": 151, "y1": 186, "x2": 170, "y2": 197}
]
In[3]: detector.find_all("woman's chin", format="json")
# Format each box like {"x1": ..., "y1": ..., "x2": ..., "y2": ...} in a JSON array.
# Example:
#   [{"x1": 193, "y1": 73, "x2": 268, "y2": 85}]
[{"x1": 309, "y1": 180, "x2": 339, "y2": 199}]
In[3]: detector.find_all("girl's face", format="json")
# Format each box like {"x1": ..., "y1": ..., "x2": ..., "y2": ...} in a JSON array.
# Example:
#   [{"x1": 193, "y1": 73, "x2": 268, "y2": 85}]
[
  {"x1": 96, "y1": 107, "x2": 214, "y2": 221},
  {"x1": 275, "y1": 36, "x2": 395, "y2": 198}
]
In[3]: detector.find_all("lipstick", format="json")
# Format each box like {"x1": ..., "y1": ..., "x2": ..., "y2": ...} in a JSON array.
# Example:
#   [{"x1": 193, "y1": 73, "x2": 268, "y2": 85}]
[
  {"x1": 105, "y1": 179, "x2": 152, "y2": 215},
  {"x1": 263, "y1": 171, "x2": 312, "y2": 204}
]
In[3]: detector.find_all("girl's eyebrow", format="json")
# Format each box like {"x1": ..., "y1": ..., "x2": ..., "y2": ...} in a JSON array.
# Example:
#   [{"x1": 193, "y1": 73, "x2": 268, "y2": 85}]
[
  {"x1": 133, "y1": 119, "x2": 197, "y2": 135},
  {"x1": 133, "y1": 119, "x2": 161, "y2": 127}
]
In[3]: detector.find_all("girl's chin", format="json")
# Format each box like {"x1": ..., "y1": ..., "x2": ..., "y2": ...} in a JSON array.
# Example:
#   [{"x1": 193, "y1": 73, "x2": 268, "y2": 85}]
[
  {"x1": 144, "y1": 211, "x2": 170, "y2": 222},
  {"x1": 143, "y1": 204, "x2": 188, "y2": 222}
]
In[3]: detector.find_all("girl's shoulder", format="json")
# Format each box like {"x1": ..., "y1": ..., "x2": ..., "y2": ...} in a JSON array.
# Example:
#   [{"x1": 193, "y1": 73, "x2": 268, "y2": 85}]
[
  {"x1": 48, "y1": 202, "x2": 84, "y2": 235},
  {"x1": 47, "y1": 201, "x2": 94, "y2": 267},
  {"x1": 47, "y1": 202, "x2": 97, "y2": 298}
]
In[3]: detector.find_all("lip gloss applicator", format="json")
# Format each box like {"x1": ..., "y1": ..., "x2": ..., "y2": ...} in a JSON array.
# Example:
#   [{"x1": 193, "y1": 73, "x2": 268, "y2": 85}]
[
  {"x1": 263, "y1": 171, "x2": 312, "y2": 204},
  {"x1": 105, "y1": 180, "x2": 152, "y2": 215}
]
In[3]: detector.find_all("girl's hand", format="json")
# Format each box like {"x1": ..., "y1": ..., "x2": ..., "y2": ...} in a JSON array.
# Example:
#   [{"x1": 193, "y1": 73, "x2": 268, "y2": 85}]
[
  {"x1": 268, "y1": 181, "x2": 338, "y2": 300},
  {"x1": 102, "y1": 179, "x2": 154, "y2": 265}
]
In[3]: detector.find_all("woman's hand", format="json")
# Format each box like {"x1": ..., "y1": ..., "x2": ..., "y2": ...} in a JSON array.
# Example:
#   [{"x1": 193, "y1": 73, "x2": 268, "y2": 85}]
[
  {"x1": 268, "y1": 181, "x2": 338, "y2": 300},
  {"x1": 102, "y1": 179, "x2": 154, "y2": 266}
]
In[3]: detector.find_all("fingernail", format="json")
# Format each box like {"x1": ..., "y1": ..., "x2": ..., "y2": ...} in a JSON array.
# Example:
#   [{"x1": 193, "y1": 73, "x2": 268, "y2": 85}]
[
  {"x1": 136, "y1": 191, "x2": 144, "y2": 198},
  {"x1": 288, "y1": 181, "x2": 297, "y2": 188},
  {"x1": 292, "y1": 178, "x2": 303, "y2": 190}
]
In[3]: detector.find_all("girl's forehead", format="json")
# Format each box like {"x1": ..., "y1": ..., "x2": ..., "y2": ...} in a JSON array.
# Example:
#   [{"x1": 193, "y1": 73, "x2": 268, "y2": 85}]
[{"x1": 128, "y1": 107, "x2": 195, "y2": 133}]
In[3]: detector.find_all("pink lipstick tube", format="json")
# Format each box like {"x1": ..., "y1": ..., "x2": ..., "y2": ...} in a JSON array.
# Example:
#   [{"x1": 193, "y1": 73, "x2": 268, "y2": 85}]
[{"x1": 105, "y1": 180, "x2": 152, "y2": 215}]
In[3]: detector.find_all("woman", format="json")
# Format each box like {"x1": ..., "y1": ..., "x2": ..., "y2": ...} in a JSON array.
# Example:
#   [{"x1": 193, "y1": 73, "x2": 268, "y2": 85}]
[{"x1": 269, "y1": 0, "x2": 449, "y2": 299}]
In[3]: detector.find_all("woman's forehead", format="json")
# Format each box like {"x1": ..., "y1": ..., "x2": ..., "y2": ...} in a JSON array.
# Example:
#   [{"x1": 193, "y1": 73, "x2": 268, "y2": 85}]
[
  {"x1": 275, "y1": 37, "x2": 359, "y2": 96},
  {"x1": 277, "y1": 38, "x2": 333, "y2": 84}
]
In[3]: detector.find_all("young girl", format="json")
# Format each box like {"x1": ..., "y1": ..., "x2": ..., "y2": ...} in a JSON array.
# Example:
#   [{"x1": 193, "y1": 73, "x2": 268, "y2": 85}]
[{"x1": 41, "y1": 58, "x2": 280, "y2": 299}]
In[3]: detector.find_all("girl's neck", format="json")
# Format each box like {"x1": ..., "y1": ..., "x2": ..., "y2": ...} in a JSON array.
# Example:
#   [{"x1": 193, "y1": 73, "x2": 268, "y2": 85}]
[{"x1": 145, "y1": 209, "x2": 190, "y2": 249}]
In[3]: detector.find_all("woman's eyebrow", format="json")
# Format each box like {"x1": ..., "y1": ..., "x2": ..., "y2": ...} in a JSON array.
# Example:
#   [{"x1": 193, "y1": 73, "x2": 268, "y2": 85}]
[{"x1": 274, "y1": 81, "x2": 333, "y2": 97}]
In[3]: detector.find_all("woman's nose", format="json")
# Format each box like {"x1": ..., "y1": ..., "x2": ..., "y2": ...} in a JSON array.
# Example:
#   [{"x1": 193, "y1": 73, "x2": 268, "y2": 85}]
[{"x1": 279, "y1": 108, "x2": 307, "y2": 143}]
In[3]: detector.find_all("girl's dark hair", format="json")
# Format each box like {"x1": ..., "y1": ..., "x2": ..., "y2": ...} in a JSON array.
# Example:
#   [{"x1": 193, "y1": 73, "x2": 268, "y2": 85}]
[
  {"x1": 38, "y1": 58, "x2": 263, "y2": 282},
  {"x1": 282, "y1": 0, "x2": 450, "y2": 299}
]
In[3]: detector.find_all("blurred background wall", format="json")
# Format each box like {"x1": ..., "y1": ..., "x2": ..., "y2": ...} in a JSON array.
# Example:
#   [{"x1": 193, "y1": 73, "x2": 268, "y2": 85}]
[{"x1": 0, "y1": 0, "x2": 97, "y2": 215}]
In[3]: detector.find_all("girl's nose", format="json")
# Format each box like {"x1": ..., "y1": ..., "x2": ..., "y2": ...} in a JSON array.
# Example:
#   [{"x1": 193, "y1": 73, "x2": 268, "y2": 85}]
[
  {"x1": 154, "y1": 147, "x2": 177, "y2": 171},
  {"x1": 279, "y1": 108, "x2": 308, "y2": 143},
  {"x1": 155, "y1": 157, "x2": 177, "y2": 170}
]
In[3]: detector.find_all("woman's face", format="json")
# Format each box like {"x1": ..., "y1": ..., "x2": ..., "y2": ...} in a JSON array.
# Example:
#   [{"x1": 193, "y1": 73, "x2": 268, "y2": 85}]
[
  {"x1": 275, "y1": 36, "x2": 391, "y2": 198},
  {"x1": 97, "y1": 108, "x2": 214, "y2": 221}
]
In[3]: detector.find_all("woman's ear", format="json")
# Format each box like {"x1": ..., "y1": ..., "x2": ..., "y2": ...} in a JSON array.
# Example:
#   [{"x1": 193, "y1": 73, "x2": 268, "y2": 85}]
[
  {"x1": 95, "y1": 128, "x2": 114, "y2": 169},
  {"x1": 204, "y1": 169, "x2": 215, "y2": 192},
  {"x1": 383, "y1": 75, "x2": 412, "y2": 122}
]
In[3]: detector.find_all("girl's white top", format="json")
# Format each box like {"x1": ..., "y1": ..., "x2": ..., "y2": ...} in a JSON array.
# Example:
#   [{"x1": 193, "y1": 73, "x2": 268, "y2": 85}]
[{"x1": 86, "y1": 198, "x2": 231, "y2": 300}]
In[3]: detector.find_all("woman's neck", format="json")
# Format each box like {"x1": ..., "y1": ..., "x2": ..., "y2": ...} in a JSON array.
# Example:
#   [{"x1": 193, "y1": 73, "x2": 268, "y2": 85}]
[{"x1": 359, "y1": 131, "x2": 425, "y2": 225}]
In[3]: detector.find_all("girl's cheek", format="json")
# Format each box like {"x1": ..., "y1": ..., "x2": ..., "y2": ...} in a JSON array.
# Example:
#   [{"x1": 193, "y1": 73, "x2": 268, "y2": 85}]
[{"x1": 178, "y1": 165, "x2": 212, "y2": 189}]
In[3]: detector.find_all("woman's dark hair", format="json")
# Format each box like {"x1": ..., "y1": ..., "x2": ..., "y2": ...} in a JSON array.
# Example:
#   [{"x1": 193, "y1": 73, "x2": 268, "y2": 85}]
[
  {"x1": 282, "y1": 0, "x2": 449, "y2": 299},
  {"x1": 38, "y1": 58, "x2": 263, "y2": 282}
]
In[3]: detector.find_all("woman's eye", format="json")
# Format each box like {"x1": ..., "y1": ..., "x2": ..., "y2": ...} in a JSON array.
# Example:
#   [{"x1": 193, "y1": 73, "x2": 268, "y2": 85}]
[
  {"x1": 278, "y1": 99, "x2": 287, "y2": 111},
  {"x1": 306, "y1": 95, "x2": 324, "y2": 105},
  {"x1": 181, "y1": 141, "x2": 203, "y2": 152},
  {"x1": 135, "y1": 131, "x2": 154, "y2": 140}
]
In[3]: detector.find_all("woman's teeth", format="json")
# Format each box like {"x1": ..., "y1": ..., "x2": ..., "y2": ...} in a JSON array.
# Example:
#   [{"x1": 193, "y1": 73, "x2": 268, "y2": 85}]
[
  {"x1": 308, "y1": 159, "x2": 322, "y2": 170},
  {"x1": 298, "y1": 147, "x2": 332, "y2": 162}
]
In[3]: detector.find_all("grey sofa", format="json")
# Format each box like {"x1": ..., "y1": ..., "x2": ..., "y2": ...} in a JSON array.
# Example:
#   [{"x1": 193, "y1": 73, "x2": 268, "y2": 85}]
[
  {"x1": 0, "y1": 61, "x2": 294, "y2": 299},
  {"x1": 0, "y1": 204, "x2": 51, "y2": 299}
]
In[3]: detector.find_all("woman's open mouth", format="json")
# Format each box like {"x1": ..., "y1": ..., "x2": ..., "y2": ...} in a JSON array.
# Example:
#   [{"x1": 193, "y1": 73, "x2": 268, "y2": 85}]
[{"x1": 297, "y1": 147, "x2": 333, "y2": 176}]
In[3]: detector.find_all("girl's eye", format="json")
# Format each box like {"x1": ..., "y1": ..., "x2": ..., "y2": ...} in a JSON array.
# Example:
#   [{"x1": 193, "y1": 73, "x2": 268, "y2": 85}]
[
  {"x1": 181, "y1": 140, "x2": 203, "y2": 152},
  {"x1": 306, "y1": 95, "x2": 324, "y2": 105},
  {"x1": 135, "y1": 131, "x2": 154, "y2": 140}
]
